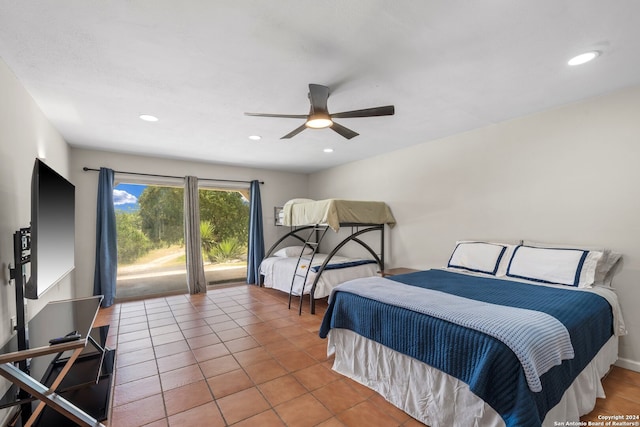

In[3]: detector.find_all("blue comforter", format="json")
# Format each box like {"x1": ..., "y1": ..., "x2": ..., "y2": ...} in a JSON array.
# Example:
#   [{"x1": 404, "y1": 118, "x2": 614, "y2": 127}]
[{"x1": 319, "y1": 269, "x2": 613, "y2": 427}]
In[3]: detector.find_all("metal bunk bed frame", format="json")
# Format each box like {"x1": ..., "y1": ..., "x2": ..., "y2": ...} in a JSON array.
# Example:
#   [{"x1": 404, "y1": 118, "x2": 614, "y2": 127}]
[{"x1": 263, "y1": 222, "x2": 385, "y2": 314}]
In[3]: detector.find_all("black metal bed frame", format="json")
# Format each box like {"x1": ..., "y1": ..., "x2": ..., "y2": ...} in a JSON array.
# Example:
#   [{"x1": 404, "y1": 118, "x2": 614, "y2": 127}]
[{"x1": 263, "y1": 223, "x2": 385, "y2": 314}]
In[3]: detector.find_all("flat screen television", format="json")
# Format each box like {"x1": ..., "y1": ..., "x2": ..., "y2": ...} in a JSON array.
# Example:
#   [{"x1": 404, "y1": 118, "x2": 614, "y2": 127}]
[{"x1": 25, "y1": 158, "x2": 75, "y2": 299}]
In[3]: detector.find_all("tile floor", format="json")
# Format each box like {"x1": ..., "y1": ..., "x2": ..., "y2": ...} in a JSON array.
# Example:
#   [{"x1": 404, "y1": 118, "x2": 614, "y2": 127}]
[
  {"x1": 95, "y1": 284, "x2": 640, "y2": 427},
  {"x1": 96, "y1": 284, "x2": 425, "y2": 427}
]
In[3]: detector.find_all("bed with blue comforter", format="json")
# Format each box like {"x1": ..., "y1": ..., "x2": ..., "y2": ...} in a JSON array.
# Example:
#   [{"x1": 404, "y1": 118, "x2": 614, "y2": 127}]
[{"x1": 319, "y1": 269, "x2": 618, "y2": 427}]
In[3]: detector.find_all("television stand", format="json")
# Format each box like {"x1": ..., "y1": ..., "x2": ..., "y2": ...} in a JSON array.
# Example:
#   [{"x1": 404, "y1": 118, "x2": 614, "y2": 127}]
[{"x1": 0, "y1": 296, "x2": 112, "y2": 427}]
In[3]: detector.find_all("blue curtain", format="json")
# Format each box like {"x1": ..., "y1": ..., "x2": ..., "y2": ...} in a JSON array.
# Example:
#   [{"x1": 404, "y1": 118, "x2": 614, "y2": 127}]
[
  {"x1": 93, "y1": 167, "x2": 117, "y2": 307},
  {"x1": 247, "y1": 180, "x2": 264, "y2": 284}
]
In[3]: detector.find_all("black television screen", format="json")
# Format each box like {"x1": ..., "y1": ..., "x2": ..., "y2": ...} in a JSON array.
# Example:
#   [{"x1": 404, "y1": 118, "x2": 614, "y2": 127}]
[{"x1": 25, "y1": 159, "x2": 75, "y2": 299}]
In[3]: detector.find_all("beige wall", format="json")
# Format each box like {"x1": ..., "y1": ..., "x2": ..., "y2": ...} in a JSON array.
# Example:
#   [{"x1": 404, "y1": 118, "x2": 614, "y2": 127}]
[
  {"x1": 310, "y1": 85, "x2": 640, "y2": 371},
  {"x1": 69, "y1": 148, "x2": 308, "y2": 297},
  {"x1": 0, "y1": 58, "x2": 73, "y2": 421}
]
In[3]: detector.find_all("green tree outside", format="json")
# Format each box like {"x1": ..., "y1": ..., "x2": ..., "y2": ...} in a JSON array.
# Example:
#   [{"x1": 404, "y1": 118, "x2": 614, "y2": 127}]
[{"x1": 117, "y1": 185, "x2": 249, "y2": 265}]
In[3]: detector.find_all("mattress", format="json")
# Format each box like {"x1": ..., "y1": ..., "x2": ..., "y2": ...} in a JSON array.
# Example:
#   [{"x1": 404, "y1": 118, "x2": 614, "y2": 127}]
[
  {"x1": 283, "y1": 198, "x2": 396, "y2": 231},
  {"x1": 259, "y1": 254, "x2": 378, "y2": 298}
]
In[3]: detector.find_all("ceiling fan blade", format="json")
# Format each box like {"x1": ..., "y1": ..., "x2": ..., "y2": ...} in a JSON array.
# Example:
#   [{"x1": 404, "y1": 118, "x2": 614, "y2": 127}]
[
  {"x1": 331, "y1": 105, "x2": 395, "y2": 118},
  {"x1": 245, "y1": 112, "x2": 308, "y2": 119},
  {"x1": 281, "y1": 123, "x2": 307, "y2": 139},
  {"x1": 330, "y1": 121, "x2": 359, "y2": 139},
  {"x1": 308, "y1": 84, "x2": 330, "y2": 114}
]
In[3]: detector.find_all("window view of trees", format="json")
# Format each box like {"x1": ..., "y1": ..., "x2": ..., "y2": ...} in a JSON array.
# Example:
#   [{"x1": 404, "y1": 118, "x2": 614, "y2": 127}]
[{"x1": 115, "y1": 183, "x2": 249, "y2": 298}]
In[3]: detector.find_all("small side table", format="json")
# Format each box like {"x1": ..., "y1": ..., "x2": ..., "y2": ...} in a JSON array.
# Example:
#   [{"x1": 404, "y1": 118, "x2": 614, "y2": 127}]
[{"x1": 378, "y1": 268, "x2": 420, "y2": 277}]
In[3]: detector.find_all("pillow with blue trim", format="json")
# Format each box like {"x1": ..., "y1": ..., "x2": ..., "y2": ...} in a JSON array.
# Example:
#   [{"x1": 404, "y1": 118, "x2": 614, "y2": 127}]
[
  {"x1": 447, "y1": 242, "x2": 509, "y2": 275},
  {"x1": 273, "y1": 246, "x2": 313, "y2": 257},
  {"x1": 506, "y1": 245, "x2": 603, "y2": 287}
]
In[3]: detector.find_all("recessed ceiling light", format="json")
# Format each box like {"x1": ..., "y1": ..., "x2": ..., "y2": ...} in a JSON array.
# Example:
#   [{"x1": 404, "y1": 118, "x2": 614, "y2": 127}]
[
  {"x1": 323, "y1": 148, "x2": 334, "y2": 153},
  {"x1": 248, "y1": 135, "x2": 261, "y2": 141},
  {"x1": 568, "y1": 51, "x2": 600, "y2": 66},
  {"x1": 139, "y1": 114, "x2": 159, "y2": 122}
]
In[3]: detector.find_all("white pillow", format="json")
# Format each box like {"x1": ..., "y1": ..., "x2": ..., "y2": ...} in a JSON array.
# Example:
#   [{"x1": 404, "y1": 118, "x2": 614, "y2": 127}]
[
  {"x1": 448, "y1": 242, "x2": 510, "y2": 275},
  {"x1": 273, "y1": 246, "x2": 313, "y2": 257},
  {"x1": 506, "y1": 245, "x2": 603, "y2": 288},
  {"x1": 523, "y1": 240, "x2": 621, "y2": 286}
]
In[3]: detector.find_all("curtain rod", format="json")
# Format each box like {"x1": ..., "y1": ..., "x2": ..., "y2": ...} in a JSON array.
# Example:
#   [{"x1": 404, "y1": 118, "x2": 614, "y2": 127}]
[{"x1": 82, "y1": 167, "x2": 264, "y2": 185}]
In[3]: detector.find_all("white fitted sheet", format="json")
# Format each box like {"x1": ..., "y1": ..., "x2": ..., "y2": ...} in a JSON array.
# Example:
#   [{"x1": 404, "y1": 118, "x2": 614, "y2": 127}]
[{"x1": 259, "y1": 254, "x2": 378, "y2": 298}]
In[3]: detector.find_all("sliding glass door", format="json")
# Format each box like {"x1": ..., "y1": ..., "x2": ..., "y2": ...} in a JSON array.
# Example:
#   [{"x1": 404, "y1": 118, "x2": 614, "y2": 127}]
[
  {"x1": 199, "y1": 187, "x2": 249, "y2": 285},
  {"x1": 114, "y1": 183, "x2": 187, "y2": 298},
  {"x1": 113, "y1": 182, "x2": 249, "y2": 298}
]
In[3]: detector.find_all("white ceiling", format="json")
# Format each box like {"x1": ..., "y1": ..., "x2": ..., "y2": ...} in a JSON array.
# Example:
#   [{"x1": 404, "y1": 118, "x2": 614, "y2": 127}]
[{"x1": 1, "y1": 1, "x2": 640, "y2": 173}]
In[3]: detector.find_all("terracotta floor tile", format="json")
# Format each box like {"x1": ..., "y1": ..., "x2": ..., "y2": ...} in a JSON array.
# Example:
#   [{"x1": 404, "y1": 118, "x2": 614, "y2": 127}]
[
  {"x1": 199, "y1": 354, "x2": 241, "y2": 378},
  {"x1": 146, "y1": 310, "x2": 174, "y2": 320},
  {"x1": 117, "y1": 337, "x2": 153, "y2": 354},
  {"x1": 205, "y1": 314, "x2": 233, "y2": 324},
  {"x1": 217, "y1": 387, "x2": 271, "y2": 425},
  {"x1": 167, "y1": 402, "x2": 225, "y2": 427},
  {"x1": 110, "y1": 393, "x2": 165, "y2": 427},
  {"x1": 312, "y1": 380, "x2": 368, "y2": 414},
  {"x1": 229, "y1": 312, "x2": 261, "y2": 323},
  {"x1": 224, "y1": 336, "x2": 260, "y2": 353},
  {"x1": 156, "y1": 350, "x2": 197, "y2": 373},
  {"x1": 178, "y1": 319, "x2": 208, "y2": 330},
  {"x1": 211, "y1": 320, "x2": 240, "y2": 332},
  {"x1": 207, "y1": 369, "x2": 254, "y2": 398},
  {"x1": 258, "y1": 375, "x2": 308, "y2": 406},
  {"x1": 187, "y1": 333, "x2": 222, "y2": 350},
  {"x1": 337, "y1": 401, "x2": 401, "y2": 427},
  {"x1": 160, "y1": 363, "x2": 205, "y2": 391},
  {"x1": 116, "y1": 347, "x2": 156, "y2": 368},
  {"x1": 274, "y1": 349, "x2": 317, "y2": 372},
  {"x1": 113, "y1": 375, "x2": 162, "y2": 407},
  {"x1": 306, "y1": 342, "x2": 331, "y2": 362},
  {"x1": 115, "y1": 359, "x2": 158, "y2": 385},
  {"x1": 192, "y1": 342, "x2": 230, "y2": 362},
  {"x1": 251, "y1": 330, "x2": 288, "y2": 346},
  {"x1": 181, "y1": 324, "x2": 213, "y2": 339},
  {"x1": 233, "y1": 347, "x2": 273, "y2": 367},
  {"x1": 217, "y1": 327, "x2": 249, "y2": 342},
  {"x1": 263, "y1": 339, "x2": 300, "y2": 356},
  {"x1": 275, "y1": 393, "x2": 332, "y2": 427},
  {"x1": 316, "y1": 418, "x2": 348, "y2": 427},
  {"x1": 148, "y1": 317, "x2": 178, "y2": 328},
  {"x1": 230, "y1": 409, "x2": 286, "y2": 427},
  {"x1": 154, "y1": 340, "x2": 191, "y2": 358},
  {"x1": 162, "y1": 379, "x2": 213, "y2": 416},
  {"x1": 293, "y1": 363, "x2": 340, "y2": 391},
  {"x1": 149, "y1": 323, "x2": 181, "y2": 337},
  {"x1": 369, "y1": 393, "x2": 411, "y2": 423},
  {"x1": 116, "y1": 321, "x2": 149, "y2": 335},
  {"x1": 140, "y1": 418, "x2": 168, "y2": 427},
  {"x1": 118, "y1": 329, "x2": 151, "y2": 344},
  {"x1": 244, "y1": 359, "x2": 288, "y2": 384},
  {"x1": 151, "y1": 331, "x2": 185, "y2": 346}
]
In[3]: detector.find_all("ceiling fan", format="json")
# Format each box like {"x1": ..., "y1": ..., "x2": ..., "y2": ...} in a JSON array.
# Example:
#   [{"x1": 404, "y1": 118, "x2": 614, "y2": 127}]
[{"x1": 244, "y1": 84, "x2": 395, "y2": 140}]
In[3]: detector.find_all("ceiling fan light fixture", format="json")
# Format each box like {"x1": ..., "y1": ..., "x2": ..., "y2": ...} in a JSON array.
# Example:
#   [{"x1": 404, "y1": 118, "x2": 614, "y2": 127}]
[
  {"x1": 305, "y1": 113, "x2": 333, "y2": 129},
  {"x1": 568, "y1": 51, "x2": 600, "y2": 66}
]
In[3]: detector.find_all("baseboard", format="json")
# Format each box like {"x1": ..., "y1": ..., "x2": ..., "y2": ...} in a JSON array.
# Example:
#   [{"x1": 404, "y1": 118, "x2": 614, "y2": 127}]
[{"x1": 615, "y1": 357, "x2": 640, "y2": 372}]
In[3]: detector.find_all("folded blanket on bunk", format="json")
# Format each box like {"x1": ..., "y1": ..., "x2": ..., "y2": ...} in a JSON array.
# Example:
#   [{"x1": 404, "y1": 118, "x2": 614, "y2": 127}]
[
  {"x1": 310, "y1": 259, "x2": 376, "y2": 273},
  {"x1": 332, "y1": 278, "x2": 573, "y2": 392},
  {"x1": 319, "y1": 269, "x2": 613, "y2": 427}
]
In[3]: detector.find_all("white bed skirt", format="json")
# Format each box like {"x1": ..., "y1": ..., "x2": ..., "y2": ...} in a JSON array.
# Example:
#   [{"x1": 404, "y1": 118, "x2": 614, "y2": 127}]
[{"x1": 328, "y1": 329, "x2": 618, "y2": 427}]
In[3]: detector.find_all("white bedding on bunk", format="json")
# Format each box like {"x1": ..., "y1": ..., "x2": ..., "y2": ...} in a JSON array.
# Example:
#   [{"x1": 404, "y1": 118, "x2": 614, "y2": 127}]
[
  {"x1": 259, "y1": 254, "x2": 378, "y2": 298},
  {"x1": 328, "y1": 329, "x2": 618, "y2": 427}
]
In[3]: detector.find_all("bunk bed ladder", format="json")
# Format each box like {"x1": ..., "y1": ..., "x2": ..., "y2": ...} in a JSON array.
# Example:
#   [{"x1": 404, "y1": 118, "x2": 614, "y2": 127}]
[{"x1": 287, "y1": 225, "x2": 330, "y2": 313}]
